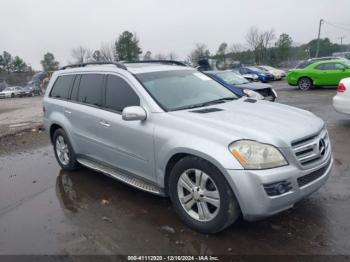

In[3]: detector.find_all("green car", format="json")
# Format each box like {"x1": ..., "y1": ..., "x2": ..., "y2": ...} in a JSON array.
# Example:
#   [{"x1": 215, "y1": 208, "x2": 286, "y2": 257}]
[{"x1": 288, "y1": 59, "x2": 350, "y2": 90}]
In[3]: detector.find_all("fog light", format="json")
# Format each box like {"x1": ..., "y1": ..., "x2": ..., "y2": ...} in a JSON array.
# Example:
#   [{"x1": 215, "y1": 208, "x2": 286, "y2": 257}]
[{"x1": 263, "y1": 181, "x2": 292, "y2": 196}]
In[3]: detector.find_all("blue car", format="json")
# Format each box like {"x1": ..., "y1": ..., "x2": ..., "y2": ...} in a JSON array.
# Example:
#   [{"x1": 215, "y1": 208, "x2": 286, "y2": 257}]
[
  {"x1": 205, "y1": 72, "x2": 245, "y2": 97},
  {"x1": 238, "y1": 66, "x2": 274, "y2": 83},
  {"x1": 206, "y1": 70, "x2": 277, "y2": 101}
]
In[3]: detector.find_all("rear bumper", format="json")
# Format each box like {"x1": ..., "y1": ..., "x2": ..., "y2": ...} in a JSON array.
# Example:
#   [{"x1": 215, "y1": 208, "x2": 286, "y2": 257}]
[
  {"x1": 333, "y1": 95, "x2": 350, "y2": 114},
  {"x1": 225, "y1": 155, "x2": 333, "y2": 220}
]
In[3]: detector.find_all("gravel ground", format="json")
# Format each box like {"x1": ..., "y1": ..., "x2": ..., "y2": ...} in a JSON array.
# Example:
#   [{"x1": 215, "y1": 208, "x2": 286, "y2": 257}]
[{"x1": 0, "y1": 96, "x2": 43, "y2": 137}]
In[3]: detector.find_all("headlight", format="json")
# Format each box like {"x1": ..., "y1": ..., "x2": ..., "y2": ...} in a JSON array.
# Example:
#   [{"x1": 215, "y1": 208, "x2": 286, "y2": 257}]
[
  {"x1": 243, "y1": 89, "x2": 264, "y2": 100},
  {"x1": 229, "y1": 140, "x2": 288, "y2": 169}
]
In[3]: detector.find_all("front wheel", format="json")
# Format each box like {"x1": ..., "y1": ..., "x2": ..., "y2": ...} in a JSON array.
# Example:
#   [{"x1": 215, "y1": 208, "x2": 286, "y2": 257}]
[
  {"x1": 169, "y1": 156, "x2": 240, "y2": 233},
  {"x1": 298, "y1": 77, "x2": 313, "y2": 90},
  {"x1": 53, "y1": 128, "x2": 80, "y2": 171}
]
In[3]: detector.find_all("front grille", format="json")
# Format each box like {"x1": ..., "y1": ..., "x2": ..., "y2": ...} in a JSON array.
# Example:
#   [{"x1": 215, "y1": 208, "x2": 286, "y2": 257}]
[
  {"x1": 297, "y1": 158, "x2": 331, "y2": 187},
  {"x1": 291, "y1": 127, "x2": 330, "y2": 167}
]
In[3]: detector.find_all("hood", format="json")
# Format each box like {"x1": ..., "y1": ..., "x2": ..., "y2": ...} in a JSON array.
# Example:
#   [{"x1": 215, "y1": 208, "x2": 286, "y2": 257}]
[
  {"x1": 235, "y1": 82, "x2": 272, "y2": 90},
  {"x1": 169, "y1": 99, "x2": 324, "y2": 147}
]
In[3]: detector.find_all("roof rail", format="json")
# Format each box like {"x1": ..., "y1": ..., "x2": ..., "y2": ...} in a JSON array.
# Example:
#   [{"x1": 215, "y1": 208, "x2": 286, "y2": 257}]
[
  {"x1": 125, "y1": 60, "x2": 188, "y2": 67},
  {"x1": 60, "y1": 62, "x2": 127, "y2": 70}
]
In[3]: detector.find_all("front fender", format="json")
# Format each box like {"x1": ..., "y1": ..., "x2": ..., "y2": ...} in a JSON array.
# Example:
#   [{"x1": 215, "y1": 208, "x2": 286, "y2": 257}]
[{"x1": 155, "y1": 133, "x2": 243, "y2": 187}]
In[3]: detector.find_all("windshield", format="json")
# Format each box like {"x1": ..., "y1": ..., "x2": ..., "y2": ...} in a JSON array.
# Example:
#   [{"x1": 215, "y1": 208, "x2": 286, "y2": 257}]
[
  {"x1": 214, "y1": 71, "x2": 249, "y2": 85},
  {"x1": 247, "y1": 66, "x2": 263, "y2": 73},
  {"x1": 3, "y1": 87, "x2": 13, "y2": 91},
  {"x1": 136, "y1": 70, "x2": 238, "y2": 111}
]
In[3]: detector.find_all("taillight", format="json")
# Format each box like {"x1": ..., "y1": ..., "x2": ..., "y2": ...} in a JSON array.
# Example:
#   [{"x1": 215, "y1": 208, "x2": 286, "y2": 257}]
[{"x1": 338, "y1": 82, "x2": 346, "y2": 93}]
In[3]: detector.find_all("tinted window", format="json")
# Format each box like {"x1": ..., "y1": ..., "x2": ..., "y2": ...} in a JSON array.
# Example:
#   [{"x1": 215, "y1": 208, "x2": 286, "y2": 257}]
[
  {"x1": 105, "y1": 75, "x2": 140, "y2": 112},
  {"x1": 316, "y1": 63, "x2": 344, "y2": 70},
  {"x1": 77, "y1": 74, "x2": 104, "y2": 106},
  {"x1": 50, "y1": 75, "x2": 74, "y2": 99},
  {"x1": 70, "y1": 75, "x2": 81, "y2": 101}
]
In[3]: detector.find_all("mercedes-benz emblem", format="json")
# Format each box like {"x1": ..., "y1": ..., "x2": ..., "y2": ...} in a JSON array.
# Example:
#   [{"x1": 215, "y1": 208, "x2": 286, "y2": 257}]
[{"x1": 319, "y1": 138, "x2": 326, "y2": 156}]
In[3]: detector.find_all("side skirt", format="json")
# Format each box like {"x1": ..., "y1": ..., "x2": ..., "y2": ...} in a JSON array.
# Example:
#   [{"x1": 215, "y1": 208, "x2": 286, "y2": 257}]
[{"x1": 77, "y1": 157, "x2": 165, "y2": 196}]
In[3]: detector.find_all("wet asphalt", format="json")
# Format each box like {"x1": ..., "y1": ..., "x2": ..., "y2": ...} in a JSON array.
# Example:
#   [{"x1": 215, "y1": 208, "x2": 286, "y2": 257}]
[{"x1": 0, "y1": 81, "x2": 349, "y2": 255}]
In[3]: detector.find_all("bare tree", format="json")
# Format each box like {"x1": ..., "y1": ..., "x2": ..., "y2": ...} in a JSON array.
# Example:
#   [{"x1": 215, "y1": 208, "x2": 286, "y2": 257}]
[
  {"x1": 246, "y1": 27, "x2": 275, "y2": 64},
  {"x1": 71, "y1": 46, "x2": 92, "y2": 64},
  {"x1": 154, "y1": 53, "x2": 167, "y2": 60},
  {"x1": 167, "y1": 52, "x2": 178, "y2": 60},
  {"x1": 100, "y1": 42, "x2": 115, "y2": 62},
  {"x1": 187, "y1": 43, "x2": 210, "y2": 66}
]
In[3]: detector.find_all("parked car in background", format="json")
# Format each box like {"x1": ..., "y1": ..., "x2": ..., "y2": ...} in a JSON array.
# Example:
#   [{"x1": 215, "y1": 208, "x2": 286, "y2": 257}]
[
  {"x1": 20, "y1": 85, "x2": 40, "y2": 97},
  {"x1": 239, "y1": 66, "x2": 274, "y2": 83},
  {"x1": 288, "y1": 59, "x2": 350, "y2": 90},
  {"x1": 206, "y1": 70, "x2": 277, "y2": 101},
  {"x1": 233, "y1": 69, "x2": 259, "y2": 82},
  {"x1": 257, "y1": 65, "x2": 286, "y2": 80},
  {"x1": 333, "y1": 78, "x2": 350, "y2": 115},
  {"x1": 44, "y1": 61, "x2": 332, "y2": 233},
  {"x1": 0, "y1": 86, "x2": 23, "y2": 98}
]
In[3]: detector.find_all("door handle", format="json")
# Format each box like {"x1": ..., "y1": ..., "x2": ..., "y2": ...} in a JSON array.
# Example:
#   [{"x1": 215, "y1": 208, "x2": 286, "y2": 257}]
[
  {"x1": 99, "y1": 120, "x2": 110, "y2": 128},
  {"x1": 64, "y1": 109, "x2": 72, "y2": 114}
]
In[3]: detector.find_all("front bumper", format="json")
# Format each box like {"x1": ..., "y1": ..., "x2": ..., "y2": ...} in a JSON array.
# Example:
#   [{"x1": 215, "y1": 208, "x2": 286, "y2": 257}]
[{"x1": 225, "y1": 155, "x2": 333, "y2": 220}]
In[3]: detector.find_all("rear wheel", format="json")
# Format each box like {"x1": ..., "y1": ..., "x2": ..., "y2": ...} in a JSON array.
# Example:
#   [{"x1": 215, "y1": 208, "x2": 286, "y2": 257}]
[
  {"x1": 169, "y1": 156, "x2": 240, "y2": 233},
  {"x1": 298, "y1": 77, "x2": 313, "y2": 90},
  {"x1": 53, "y1": 128, "x2": 80, "y2": 171}
]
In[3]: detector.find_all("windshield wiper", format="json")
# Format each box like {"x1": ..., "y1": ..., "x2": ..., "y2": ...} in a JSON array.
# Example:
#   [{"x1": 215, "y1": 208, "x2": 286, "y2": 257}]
[{"x1": 174, "y1": 97, "x2": 236, "y2": 111}]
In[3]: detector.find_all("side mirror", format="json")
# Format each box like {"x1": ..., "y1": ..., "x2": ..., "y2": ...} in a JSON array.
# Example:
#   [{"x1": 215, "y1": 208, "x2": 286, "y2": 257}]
[{"x1": 122, "y1": 106, "x2": 147, "y2": 121}]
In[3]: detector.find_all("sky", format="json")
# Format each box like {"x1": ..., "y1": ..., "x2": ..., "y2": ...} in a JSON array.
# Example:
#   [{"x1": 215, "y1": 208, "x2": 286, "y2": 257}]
[{"x1": 1, "y1": 0, "x2": 350, "y2": 69}]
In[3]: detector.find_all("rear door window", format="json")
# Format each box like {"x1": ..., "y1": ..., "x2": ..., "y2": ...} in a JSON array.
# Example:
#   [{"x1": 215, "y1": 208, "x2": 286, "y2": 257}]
[
  {"x1": 77, "y1": 74, "x2": 104, "y2": 106},
  {"x1": 105, "y1": 75, "x2": 140, "y2": 112},
  {"x1": 50, "y1": 75, "x2": 75, "y2": 99}
]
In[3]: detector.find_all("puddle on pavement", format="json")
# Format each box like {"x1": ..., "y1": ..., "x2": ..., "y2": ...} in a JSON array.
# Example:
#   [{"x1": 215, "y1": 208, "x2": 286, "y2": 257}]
[{"x1": 0, "y1": 131, "x2": 349, "y2": 254}]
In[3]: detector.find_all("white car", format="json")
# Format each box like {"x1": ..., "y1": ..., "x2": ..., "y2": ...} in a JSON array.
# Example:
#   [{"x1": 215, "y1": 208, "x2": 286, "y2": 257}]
[
  {"x1": 333, "y1": 78, "x2": 350, "y2": 115},
  {"x1": 258, "y1": 65, "x2": 286, "y2": 80},
  {"x1": 0, "y1": 86, "x2": 23, "y2": 98}
]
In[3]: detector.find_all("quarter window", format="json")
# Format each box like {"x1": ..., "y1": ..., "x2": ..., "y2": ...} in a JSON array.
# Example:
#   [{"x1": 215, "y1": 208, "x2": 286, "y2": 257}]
[
  {"x1": 50, "y1": 75, "x2": 75, "y2": 99},
  {"x1": 77, "y1": 74, "x2": 104, "y2": 106},
  {"x1": 105, "y1": 75, "x2": 140, "y2": 112}
]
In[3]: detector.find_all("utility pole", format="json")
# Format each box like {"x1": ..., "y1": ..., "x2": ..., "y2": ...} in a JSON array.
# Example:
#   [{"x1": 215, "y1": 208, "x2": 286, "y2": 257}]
[
  {"x1": 315, "y1": 19, "x2": 324, "y2": 58},
  {"x1": 338, "y1": 36, "x2": 346, "y2": 51}
]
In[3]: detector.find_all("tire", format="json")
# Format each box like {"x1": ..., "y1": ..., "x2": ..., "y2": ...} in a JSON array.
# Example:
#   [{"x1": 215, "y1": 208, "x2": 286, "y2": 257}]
[
  {"x1": 53, "y1": 128, "x2": 80, "y2": 171},
  {"x1": 298, "y1": 77, "x2": 313, "y2": 90},
  {"x1": 11, "y1": 93, "x2": 15, "y2": 98},
  {"x1": 168, "y1": 156, "x2": 240, "y2": 234}
]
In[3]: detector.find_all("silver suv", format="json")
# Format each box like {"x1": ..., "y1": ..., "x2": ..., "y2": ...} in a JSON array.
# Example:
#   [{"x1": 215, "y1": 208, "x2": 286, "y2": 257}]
[{"x1": 43, "y1": 61, "x2": 333, "y2": 233}]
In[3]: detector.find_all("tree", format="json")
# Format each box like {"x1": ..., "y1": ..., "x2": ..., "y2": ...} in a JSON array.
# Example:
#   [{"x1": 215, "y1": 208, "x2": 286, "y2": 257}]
[
  {"x1": 188, "y1": 43, "x2": 210, "y2": 66},
  {"x1": 12, "y1": 56, "x2": 27, "y2": 72},
  {"x1": 306, "y1": 38, "x2": 341, "y2": 58},
  {"x1": 246, "y1": 27, "x2": 275, "y2": 64},
  {"x1": 92, "y1": 50, "x2": 102, "y2": 62},
  {"x1": 41, "y1": 52, "x2": 59, "y2": 71},
  {"x1": 143, "y1": 51, "x2": 152, "y2": 60},
  {"x1": 99, "y1": 42, "x2": 115, "y2": 62},
  {"x1": 115, "y1": 31, "x2": 142, "y2": 61},
  {"x1": 71, "y1": 46, "x2": 92, "y2": 64},
  {"x1": 154, "y1": 53, "x2": 167, "y2": 60},
  {"x1": 275, "y1": 33, "x2": 293, "y2": 62},
  {"x1": 167, "y1": 52, "x2": 178, "y2": 60},
  {"x1": 216, "y1": 42, "x2": 228, "y2": 69},
  {"x1": 2, "y1": 51, "x2": 13, "y2": 73}
]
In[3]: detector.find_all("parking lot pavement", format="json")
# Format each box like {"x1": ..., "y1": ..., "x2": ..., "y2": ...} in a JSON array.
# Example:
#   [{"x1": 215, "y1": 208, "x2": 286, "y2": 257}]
[
  {"x1": 0, "y1": 96, "x2": 43, "y2": 137},
  {"x1": 0, "y1": 80, "x2": 349, "y2": 255}
]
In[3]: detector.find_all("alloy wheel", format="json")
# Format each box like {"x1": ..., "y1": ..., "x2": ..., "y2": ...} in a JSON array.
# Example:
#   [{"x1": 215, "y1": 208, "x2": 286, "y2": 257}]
[
  {"x1": 55, "y1": 135, "x2": 70, "y2": 165},
  {"x1": 177, "y1": 169, "x2": 220, "y2": 222}
]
